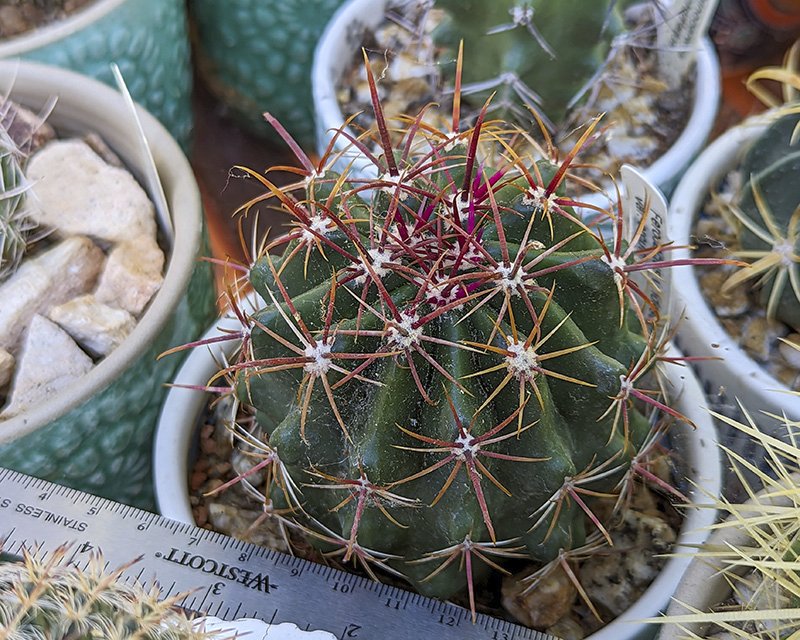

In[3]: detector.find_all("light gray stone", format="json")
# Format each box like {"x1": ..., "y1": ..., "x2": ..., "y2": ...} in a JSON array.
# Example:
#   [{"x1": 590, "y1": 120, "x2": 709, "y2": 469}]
[
  {"x1": 207, "y1": 502, "x2": 290, "y2": 553},
  {"x1": 502, "y1": 564, "x2": 577, "y2": 629},
  {"x1": 581, "y1": 509, "x2": 676, "y2": 617},
  {"x1": 742, "y1": 316, "x2": 788, "y2": 364},
  {"x1": 48, "y1": 294, "x2": 136, "y2": 358},
  {"x1": 1, "y1": 315, "x2": 93, "y2": 418},
  {"x1": 94, "y1": 239, "x2": 165, "y2": 315},
  {"x1": 0, "y1": 349, "x2": 13, "y2": 390},
  {"x1": 26, "y1": 139, "x2": 156, "y2": 244},
  {"x1": 0, "y1": 236, "x2": 104, "y2": 353}
]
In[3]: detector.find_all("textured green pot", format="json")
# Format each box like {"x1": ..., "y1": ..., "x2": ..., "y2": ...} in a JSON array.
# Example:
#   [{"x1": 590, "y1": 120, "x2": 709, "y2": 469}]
[
  {"x1": 0, "y1": 0, "x2": 193, "y2": 151},
  {"x1": 190, "y1": 0, "x2": 346, "y2": 147},
  {"x1": 0, "y1": 61, "x2": 216, "y2": 511}
]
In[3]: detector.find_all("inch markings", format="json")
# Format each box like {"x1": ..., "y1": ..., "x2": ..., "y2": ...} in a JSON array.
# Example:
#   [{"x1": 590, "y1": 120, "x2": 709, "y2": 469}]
[{"x1": 0, "y1": 468, "x2": 554, "y2": 640}]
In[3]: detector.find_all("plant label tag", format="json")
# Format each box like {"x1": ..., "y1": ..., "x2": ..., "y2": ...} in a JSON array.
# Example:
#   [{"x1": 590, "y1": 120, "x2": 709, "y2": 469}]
[
  {"x1": 621, "y1": 164, "x2": 672, "y2": 320},
  {"x1": 656, "y1": 0, "x2": 718, "y2": 88}
]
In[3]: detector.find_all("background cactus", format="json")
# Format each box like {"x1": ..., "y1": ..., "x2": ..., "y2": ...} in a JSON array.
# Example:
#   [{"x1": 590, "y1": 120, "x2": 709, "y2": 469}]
[
  {"x1": 432, "y1": 0, "x2": 628, "y2": 128},
  {"x1": 721, "y1": 110, "x2": 800, "y2": 329},
  {"x1": 0, "y1": 127, "x2": 33, "y2": 283},
  {"x1": 653, "y1": 406, "x2": 800, "y2": 639},
  {"x1": 191, "y1": 72, "x2": 717, "y2": 619},
  {"x1": 0, "y1": 545, "x2": 220, "y2": 640}
]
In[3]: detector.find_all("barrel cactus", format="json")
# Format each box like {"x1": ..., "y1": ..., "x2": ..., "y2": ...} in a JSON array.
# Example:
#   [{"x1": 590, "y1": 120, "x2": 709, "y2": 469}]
[
  {"x1": 186, "y1": 69, "x2": 718, "y2": 619},
  {"x1": 0, "y1": 545, "x2": 220, "y2": 639},
  {"x1": 432, "y1": 0, "x2": 628, "y2": 127},
  {"x1": 721, "y1": 110, "x2": 800, "y2": 329},
  {"x1": 0, "y1": 127, "x2": 33, "y2": 283}
]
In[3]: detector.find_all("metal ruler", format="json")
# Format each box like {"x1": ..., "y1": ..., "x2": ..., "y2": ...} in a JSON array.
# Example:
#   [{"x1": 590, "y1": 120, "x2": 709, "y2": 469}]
[{"x1": 0, "y1": 468, "x2": 554, "y2": 640}]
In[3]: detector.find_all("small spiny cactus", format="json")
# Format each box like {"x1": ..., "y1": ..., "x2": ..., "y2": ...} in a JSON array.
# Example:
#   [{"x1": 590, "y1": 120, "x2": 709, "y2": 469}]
[
  {"x1": 174, "y1": 62, "x2": 727, "y2": 621},
  {"x1": 0, "y1": 127, "x2": 34, "y2": 283},
  {"x1": 652, "y1": 405, "x2": 800, "y2": 638},
  {"x1": 0, "y1": 545, "x2": 221, "y2": 640}
]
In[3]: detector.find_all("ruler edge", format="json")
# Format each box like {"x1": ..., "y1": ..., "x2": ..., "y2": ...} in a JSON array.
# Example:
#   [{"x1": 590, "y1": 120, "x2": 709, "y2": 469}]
[{"x1": 0, "y1": 466, "x2": 548, "y2": 639}]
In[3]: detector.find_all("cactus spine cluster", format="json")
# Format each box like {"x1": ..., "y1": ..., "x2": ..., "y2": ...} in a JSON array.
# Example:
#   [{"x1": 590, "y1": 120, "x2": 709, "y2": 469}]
[
  {"x1": 192, "y1": 66, "x2": 715, "y2": 619},
  {"x1": 432, "y1": 0, "x2": 626, "y2": 127},
  {"x1": 0, "y1": 545, "x2": 220, "y2": 640},
  {"x1": 721, "y1": 110, "x2": 800, "y2": 329},
  {"x1": 0, "y1": 126, "x2": 33, "y2": 283}
]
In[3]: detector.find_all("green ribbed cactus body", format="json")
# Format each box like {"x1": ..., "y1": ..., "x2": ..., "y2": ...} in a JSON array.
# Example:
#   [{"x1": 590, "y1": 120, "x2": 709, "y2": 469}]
[
  {"x1": 433, "y1": 0, "x2": 623, "y2": 125},
  {"x1": 242, "y1": 145, "x2": 651, "y2": 599},
  {"x1": 0, "y1": 133, "x2": 31, "y2": 282},
  {"x1": 737, "y1": 111, "x2": 800, "y2": 329}
]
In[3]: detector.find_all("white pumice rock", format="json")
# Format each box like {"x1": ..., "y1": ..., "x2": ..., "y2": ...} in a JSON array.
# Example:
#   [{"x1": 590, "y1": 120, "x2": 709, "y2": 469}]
[
  {"x1": 0, "y1": 349, "x2": 13, "y2": 390},
  {"x1": 1, "y1": 315, "x2": 93, "y2": 418},
  {"x1": 95, "y1": 238, "x2": 165, "y2": 315},
  {"x1": 26, "y1": 139, "x2": 157, "y2": 244},
  {"x1": 0, "y1": 236, "x2": 104, "y2": 353},
  {"x1": 48, "y1": 294, "x2": 136, "y2": 358}
]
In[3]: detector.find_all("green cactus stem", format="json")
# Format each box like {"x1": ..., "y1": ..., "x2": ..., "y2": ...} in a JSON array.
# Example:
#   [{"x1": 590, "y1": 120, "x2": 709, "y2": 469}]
[
  {"x1": 432, "y1": 0, "x2": 627, "y2": 128},
  {"x1": 176, "y1": 63, "x2": 726, "y2": 620},
  {"x1": 721, "y1": 110, "x2": 800, "y2": 330}
]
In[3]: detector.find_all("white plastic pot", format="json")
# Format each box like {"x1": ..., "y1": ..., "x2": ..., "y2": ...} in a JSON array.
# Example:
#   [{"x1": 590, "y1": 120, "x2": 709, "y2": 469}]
[
  {"x1": 311, "y1": 0, "x2": 720, "y2": 203},
  {"x1": 667, "y1": 110, "x2": 800, "y2": 432},
  {"x1": 154, "y1": 323, "x2": 721, "y2": 640}
]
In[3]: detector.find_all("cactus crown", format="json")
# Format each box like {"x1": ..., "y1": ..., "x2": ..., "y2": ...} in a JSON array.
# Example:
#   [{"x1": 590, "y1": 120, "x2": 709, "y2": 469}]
[
  {"x1": 0, "y1": 545, "x2": 221, "y2": 640},
  {"x1": 178, "y1": 62, "x2": 725, "y2": 622}
]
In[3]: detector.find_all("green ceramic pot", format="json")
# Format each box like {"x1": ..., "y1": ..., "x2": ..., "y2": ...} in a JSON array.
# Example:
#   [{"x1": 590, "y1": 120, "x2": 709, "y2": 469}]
[
  {"x1": 0, "y1": 0, "x2": 193, "y2": 150},
  {"x1": 190, "y1": 0, "x2": 345, "y2": 147},
  {"x1": 0, "y1": 61, "x2": 216, "y2": 511}
]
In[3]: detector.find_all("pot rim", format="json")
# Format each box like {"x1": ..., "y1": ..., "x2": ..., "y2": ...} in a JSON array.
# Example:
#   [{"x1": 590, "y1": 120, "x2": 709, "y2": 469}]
[
  {"x1": 310, "y1": 0, "x2": 720, "y2": 198},
  {"x1": 0, "y1": 0, "x2": 127, "y2": 57},
  {"x1": 0, "y1": 59, "x2": 202, "y2": 444},
  {"x1": 154, "y1": 311, "x2": 722, "y2": 639},
  {"x1": 666, "y1": 109, "x2": 800, "y2": 423}
]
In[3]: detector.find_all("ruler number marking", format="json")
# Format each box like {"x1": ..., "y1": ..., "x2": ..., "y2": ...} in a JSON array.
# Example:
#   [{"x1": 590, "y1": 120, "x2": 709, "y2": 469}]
[
  {"x1": 439, "y1": 614, "x2": 459, "y2": 627},
  {"x1": 385, "y1": 596, "x2": 405, "y2": 611},
  {"x1": 332, "y1": 581, "x2": 353, "y2": 594}
]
